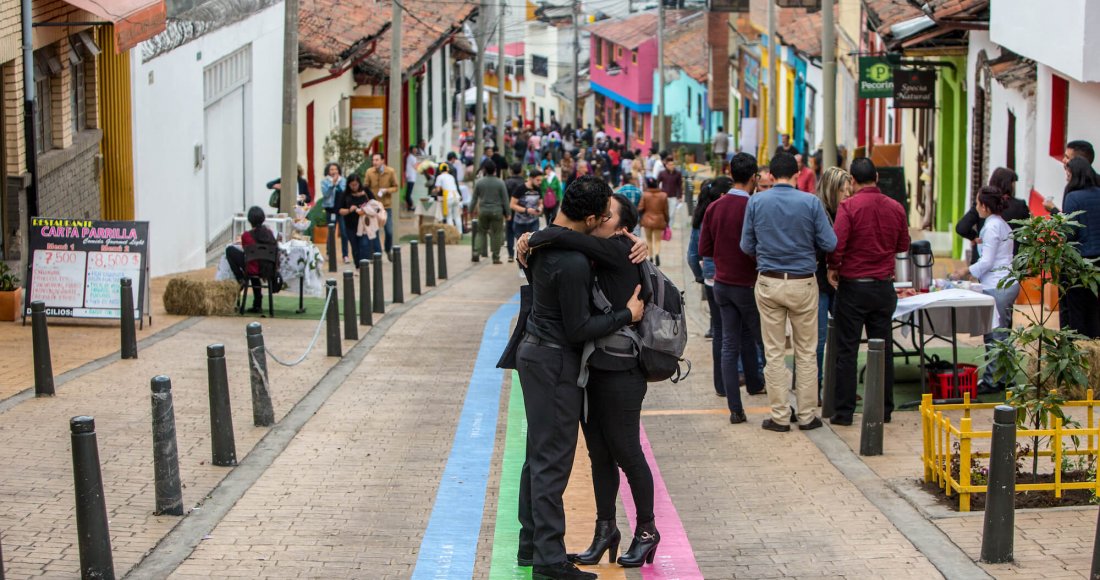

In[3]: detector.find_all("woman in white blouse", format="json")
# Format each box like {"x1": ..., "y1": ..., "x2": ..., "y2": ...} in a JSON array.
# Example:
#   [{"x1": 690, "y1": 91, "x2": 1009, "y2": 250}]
[{"x1": 954, "y1": 186, "x2": 1020, "y2": 393}]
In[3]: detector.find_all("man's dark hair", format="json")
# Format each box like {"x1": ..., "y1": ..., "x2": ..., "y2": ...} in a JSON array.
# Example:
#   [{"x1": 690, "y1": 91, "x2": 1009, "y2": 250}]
[
  {"x1": 446, "y1": 151, "x2": 457, "y2": 160},
  {"x1": 1067, "y1": 140, "x2": 1095, "y2": 164},
  {"x1": 729, "y1": 152, "x2": 758, "y2": 184},
  {"x1": 611, "y1": 193, "x2": 639, "y2": 232},
  {"x1": 717, "y1": 126, "x2": 725, "y2": 132},
  {"x1": 769, "y1": 153, "x2": 798, "y2": 180},
  {"x1": 850, "y1": 157, "x2": 878, "y2": 185},
  {"x1": 561, "y1": 175, "x2": 612, "y2": 222},
  {"x1": 528, "y1": 168, "x2": 543, "y2": 179},
  {"x1": 247, "y1": 206, "x2": 266, "y2": 228},
  {"x1": 482, "y1": 161, "x2": 498, "y2": 176},
  {"x1": 510, "y1": 162, "x2": 523, "y2": 176}
]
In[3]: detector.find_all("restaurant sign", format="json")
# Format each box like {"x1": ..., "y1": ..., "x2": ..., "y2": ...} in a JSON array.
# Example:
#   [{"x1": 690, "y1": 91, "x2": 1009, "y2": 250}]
[{"x1": 893, "y1": 69, "x2": 936, "y2": 108}]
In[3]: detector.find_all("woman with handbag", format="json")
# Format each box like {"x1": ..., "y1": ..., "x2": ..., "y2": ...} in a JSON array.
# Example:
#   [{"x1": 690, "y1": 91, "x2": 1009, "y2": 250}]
[{"x1": 638, "y1": 177, "x2": 669, "y2": 266}]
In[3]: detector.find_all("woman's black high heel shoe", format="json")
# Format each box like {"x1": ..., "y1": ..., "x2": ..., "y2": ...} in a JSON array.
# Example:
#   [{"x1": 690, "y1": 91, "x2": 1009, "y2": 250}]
[
  {"x1": 617, "y1": 521, "x2": 660, "y2": 568},
  {"x1": 569, "y1": 520, "x2": 621, "y2": 565}
]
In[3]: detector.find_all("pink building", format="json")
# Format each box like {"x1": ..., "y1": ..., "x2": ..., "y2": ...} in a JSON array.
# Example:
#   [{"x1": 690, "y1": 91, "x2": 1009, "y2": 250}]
[{"x1": 587, "y1": 13, "x2": 664, "y2": 152}]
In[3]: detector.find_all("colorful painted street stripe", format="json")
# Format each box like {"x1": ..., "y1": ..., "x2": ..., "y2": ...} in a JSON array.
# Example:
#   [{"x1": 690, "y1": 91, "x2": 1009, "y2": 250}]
[
  {"x1": 487, "y1": 372, "x2": 531, "y2": 580},
  {"x1": 411, "y1": 298, "x2": 519, "y2": 580},
  {"x1": 619, "y1": 423, "x2": 705, "y2": 579}
]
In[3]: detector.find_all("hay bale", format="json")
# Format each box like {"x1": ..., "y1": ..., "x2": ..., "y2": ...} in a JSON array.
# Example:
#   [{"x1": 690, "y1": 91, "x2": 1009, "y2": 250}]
[
  {"x1": 418, "y1": 223, "x2": 462, "y2": 245},
  {"x1": 164, "y1": 278, "x2": 240, "y2": 316}
]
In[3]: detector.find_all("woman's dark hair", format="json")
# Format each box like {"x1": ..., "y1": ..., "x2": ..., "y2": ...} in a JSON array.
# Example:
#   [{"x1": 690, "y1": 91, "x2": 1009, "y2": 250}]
[
  {"x1": 977, "y1": 186, "x2": 1008, "y2": 215},
  {"x1": 561, "y1": 175, "x2": 612, "y2": 222},
  {"x1": 611, "y1": 193, "x2": 639, "y2": 232},
  {"x1": 988, "y1": 167, "x2": 1018, "y2": 197},
  {"x1": 324, "y1": 162, "x2": 342, "y2": 177},
  {"x1": 346, "y1": 173, "x2": 363, "y2": 191},
  {"x1": 1065, "y1": 157, "x2": 1099, "y2": 194},
  {"x1": 247, "y1": 206, "x2": 266, "y2": 228},
  {"x1": 692, "y1": 177, "x2": 731, "y2": 229}
]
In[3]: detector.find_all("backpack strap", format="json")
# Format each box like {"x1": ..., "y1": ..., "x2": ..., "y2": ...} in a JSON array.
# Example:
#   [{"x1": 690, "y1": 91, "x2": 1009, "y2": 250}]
[{"x1": 591, "y1": 275, "x2": 614, "y2": 315}]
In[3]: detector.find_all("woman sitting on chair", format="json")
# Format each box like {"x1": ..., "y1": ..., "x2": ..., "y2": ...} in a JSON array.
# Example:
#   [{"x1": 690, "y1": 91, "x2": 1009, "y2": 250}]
[{"x1": 226, "y1": 206, "x2": 277, "y2": 313}]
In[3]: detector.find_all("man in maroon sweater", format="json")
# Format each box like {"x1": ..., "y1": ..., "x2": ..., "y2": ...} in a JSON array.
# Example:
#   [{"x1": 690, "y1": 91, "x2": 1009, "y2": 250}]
[
  {"x1": 699, "y1": 153, "x2": 765, "y2": 424},
  {"x1": 826, "y1": 157, "x2": 910, "y2": 426}
]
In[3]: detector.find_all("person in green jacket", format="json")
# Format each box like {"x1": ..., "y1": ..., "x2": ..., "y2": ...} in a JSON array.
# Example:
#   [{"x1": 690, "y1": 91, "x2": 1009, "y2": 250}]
[
  {"x1": 470, "y1": 161, "x2": 512, "y2": 264},
  {"x1": 539, "y1": 164, "x2": 565, "y2": 227}
]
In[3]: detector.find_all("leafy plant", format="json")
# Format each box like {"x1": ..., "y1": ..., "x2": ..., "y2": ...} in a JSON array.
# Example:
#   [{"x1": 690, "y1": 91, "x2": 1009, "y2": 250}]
[
  {"x1": 0, "y1": 262, "x2": 20, "y2": 291},
  {"x1": 988, "y1": 211, "x2": 1100, "y2": 481},
  {"x1": 322, "y1": 128, "x2": 367, "y2": 176}
]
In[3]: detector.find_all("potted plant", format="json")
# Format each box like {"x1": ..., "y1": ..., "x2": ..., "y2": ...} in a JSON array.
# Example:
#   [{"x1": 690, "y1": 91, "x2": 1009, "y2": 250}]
[{"x1": 0, "y1": 262, "x2": 22, "y2": 321}]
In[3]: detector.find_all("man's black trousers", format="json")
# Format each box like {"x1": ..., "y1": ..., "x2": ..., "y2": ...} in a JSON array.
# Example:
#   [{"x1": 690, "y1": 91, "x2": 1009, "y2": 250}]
[{"x1": 833, "y1": 279, "x2": 897, "y2": 422}]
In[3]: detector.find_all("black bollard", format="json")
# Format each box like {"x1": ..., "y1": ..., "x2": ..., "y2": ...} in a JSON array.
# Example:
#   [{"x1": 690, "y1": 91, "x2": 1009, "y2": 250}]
[
  {"x1": 120, "y1": 278, "x2": 137, "y2": 359},
  {"x1": 410, "y1": 241, "x2": 422, "y2": 295},
  {"x1": 471, "y1": 218, "x2": 479, "y2": 262},
  {"x1": 245, "y1": 324, "x2": 274, "y2": 427},
  {"x1": 358, "y1": 260, "x2": 373, "y2": 326},
  {"x1": 70, "y1": 416, "x2": 116, "y2": 579},
  {"x1": 425, "y1": 234, "x2": 437, "y2": 287},
  {"x1": 1, "y1": 529, "x2": 4, "y2": 580},
  {"x1": 342, "y1": 271, "x2": 358, "y2": 341},
  {"x1": 206, "y1": 344, "x2": 237, "y2": 466},
  {"x1": 983, "y1": 405, "x2": 1017, "y2": 564},
  {"x1": 324, "y1": 280, "x2": 341, "y2": 357},
  {"x1": 859, "y1": 339, "x2": 886, "y2": 456},
  {"x1": 150, "y1": 376, "x2": 184, "y2": 516},
  {"x1": 31, "y1": 301, "x2": 55, "y2": 397},
  {"x1": 436, "y1": 228, "x2": 448, "y2": 280},
  {"x1": 372, "y1": 253, "x2": 385, "y2": 314},
  {"x1": 392, "y1": 247, "x2": 404, "y2": 304},
  {"x1": 821, "y1": 316, "x2": 838, "y2": 419},
  {"x1": 326, "y1": 216, "x2": 337, "y2": 273}
]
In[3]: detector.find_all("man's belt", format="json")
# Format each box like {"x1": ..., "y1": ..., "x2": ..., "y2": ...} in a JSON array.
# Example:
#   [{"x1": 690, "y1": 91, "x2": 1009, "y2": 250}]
[
  {"x1": 523, "y1": 334, "x2": 564, "y2": 350},
  {"x1": 841, "y1": 277, "x2": 894, "y2": 283},
  {"x1": 760, "y1": 271, "x2": 814, "y2": 280}
]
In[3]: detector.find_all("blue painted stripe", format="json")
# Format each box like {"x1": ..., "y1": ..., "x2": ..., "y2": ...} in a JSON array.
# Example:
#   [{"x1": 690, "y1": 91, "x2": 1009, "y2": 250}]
[
  {"x1": 411, "y1": 296, "x2": 520, "y2": 580},
  {"x1": 590, "y1": 80, "x2": 653, "y2": 113}
]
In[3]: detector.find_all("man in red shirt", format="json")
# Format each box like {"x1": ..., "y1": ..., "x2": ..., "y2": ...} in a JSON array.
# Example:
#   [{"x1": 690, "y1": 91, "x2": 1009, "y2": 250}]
[
  {"x1": 826, "y1": 158, "x2": 910, "y2": 425},
  {"x1": 699, "y1": 153, "x2": 765, "y2": 424},
  {"x1": 795, "y1": 154, "x2": 816, "y2": 194}
]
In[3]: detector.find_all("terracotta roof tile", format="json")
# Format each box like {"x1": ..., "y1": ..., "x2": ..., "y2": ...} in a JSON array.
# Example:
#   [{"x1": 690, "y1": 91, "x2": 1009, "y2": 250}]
[
  {"x1": 664, "y1": 16, "x2": 708, "y2": 83},
  {"x1": 587, "y1": 10, "x2": 688, "y2": 51},
  {"x1": 361, "y1": 0, "x2": 477, "y2": 80},
  {"x1": 299, "y1": 0, "x2": 390, "y2": 67}
]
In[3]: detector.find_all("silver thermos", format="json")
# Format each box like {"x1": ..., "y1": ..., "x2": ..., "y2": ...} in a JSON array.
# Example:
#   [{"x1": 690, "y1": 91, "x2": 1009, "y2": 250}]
[
  {"x1": 910, "y1": 240, "x2": 935, "y2": 292},
  {"x1": 895, "y1": 252, "x2": 912, "y2": 284}
]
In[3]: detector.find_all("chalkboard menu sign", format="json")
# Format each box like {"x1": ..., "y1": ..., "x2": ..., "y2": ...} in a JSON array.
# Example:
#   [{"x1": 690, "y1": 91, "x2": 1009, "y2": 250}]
[{"x1": 24, "y1": 217, "x2": 150, "y2": 323}]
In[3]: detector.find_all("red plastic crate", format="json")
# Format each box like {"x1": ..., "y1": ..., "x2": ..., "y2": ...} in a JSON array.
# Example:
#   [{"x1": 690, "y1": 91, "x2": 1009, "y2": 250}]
[{"x1": 929, "y1": 364, "x2": 979, "y2": 399}]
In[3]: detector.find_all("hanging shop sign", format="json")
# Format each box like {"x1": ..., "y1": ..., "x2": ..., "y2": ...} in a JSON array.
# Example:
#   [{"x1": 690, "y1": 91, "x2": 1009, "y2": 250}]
[
  {"x1": 739, "y1": 49, "x2": 760, "y2": 96},
  {"x1": 893, "y1": 68, "x2": 936, "y2": 108},
  {"x1": 859, "y1": 56, "x2": 894, "y2": 98}
]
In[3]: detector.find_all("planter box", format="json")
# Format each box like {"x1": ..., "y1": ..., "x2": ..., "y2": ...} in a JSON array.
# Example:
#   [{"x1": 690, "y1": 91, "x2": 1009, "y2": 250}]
[
  {"x1": 0, "y1": 288, "x2": 22, "y2": 321},
  {"x1": 1017, "y1": 276, "x2": 1059, "y2": 310},
  {"x1": 312, "y1": 225, "x2": 329, "y2": 245}
]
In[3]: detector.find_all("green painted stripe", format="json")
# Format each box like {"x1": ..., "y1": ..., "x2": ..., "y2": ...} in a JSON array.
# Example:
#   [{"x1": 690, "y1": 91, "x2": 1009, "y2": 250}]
[{"x1": 488, "y1": 371, "x2": 531, "y2": 580}]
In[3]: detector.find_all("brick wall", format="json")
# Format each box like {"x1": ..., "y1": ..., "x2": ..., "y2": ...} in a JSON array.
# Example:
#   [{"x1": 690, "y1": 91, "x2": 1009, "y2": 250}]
[{"x1": 37, "y1": 128, "x2": 102, "y2": 220}]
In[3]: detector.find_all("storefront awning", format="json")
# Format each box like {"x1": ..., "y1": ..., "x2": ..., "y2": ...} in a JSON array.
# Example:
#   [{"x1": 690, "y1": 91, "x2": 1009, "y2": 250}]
[{"x1": 62, "y1": 0, "x2": 166, "y2": 52}]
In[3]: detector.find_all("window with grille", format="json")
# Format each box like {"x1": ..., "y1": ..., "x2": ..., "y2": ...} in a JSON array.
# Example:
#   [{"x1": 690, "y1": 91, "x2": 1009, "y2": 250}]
[
  {"x1": 71, "y1": 61, "x2": 87, "y2": 133},
  {"x1": 532, "y1": 55, "x2": 548, "y2": 77}
]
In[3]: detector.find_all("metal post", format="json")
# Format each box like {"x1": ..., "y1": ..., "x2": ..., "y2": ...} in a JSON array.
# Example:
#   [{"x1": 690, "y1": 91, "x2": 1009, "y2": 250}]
[
  {"x1": 410, "y1": 240, "x2": 422, "y2": 295},
  {"x1": 822, "y1": 0, "x2": 838, "y2": 169},
  {"x1": 325, "y1": 280, "x2": 341, "y2": 357},
  {"x1": 392, "y1": 246, "x2": 404, "y2": 304},
  {"x1": 245, "y1": 324, "x2": 274, "y2": 427},
  {"x1": 120, "y1": 278, "x2": 137, "y2": 359},
  {"x1": 206, "y1": 344, "x2": 237, "y2": 466},
  {"x1": 1, "y1": 528, "x2": 5, "y2": 580},
  {"x1": 279, "y1": 0, "x2": 300, "y2": 213},
  {"x1": 326, "y1": 217, "x2": 337, "y2": 273},
  {"x1": 149, "y1": 376, "x2": 184, "y2": 516},
  {"x1": 372, "y1": 253, "x2": 385, "y2": 314},
  {"x1": 342, "y1": 271, "x2": 358, "y2": 341},
  {"x1": 982, "y1": 405, "x2": 1017, "y2": 564},
  {"x1": 860, "y1": 339, "x2": 885, "y2": 456},
  {"x1": 388, "y1": 0, "x2": 404, "y2": 241},
  {"x1": 496, "y1": 0, "x2": 506, "y2": 153},
  {"x1": 70, "y1": 416, "x2": 115, "y2": 579},
  {"x1": 474, "y1": 0, "x2": 488, "y2": 166},
  {"x1": 572, "y1": 0, "x2": 580, "y2": 127},
  {"x1": 821, "y1": 316, "x2": 838, "y2": 418},
  {"x1": 471, "y1": 218, "x2": 479, "y2": 263},
  {"x1": 425, "y1": 234, "x2": 437, "y2": 287},
  {"x1": 436, "y1": 228, "x2": 448, "y2": 280},
  {"x1": 359, "y1": 259, "x2": 373, "y2": 326},
  {"x1": 31, "y1": 301, "x2": 54, "y2": 397},
  {"x1": 656, "y1": 0, "x2": 665, "y2": 150},
  {"x1": 767, "y1": 0, "x2": 778, "y2": 161}
]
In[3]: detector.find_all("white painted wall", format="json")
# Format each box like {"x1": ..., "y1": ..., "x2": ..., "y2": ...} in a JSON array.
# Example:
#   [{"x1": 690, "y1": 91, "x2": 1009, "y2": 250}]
[
  {"x1": 422, "y1": 47, "x2": 454, "y2": 158},
  {"x1": 131, "y1": 3, "x2": 285, "y2": 277},
  {"x1": 1032, "y1": 63, "x2": 1100, "y2": 204},
  {"x1": 991, "y1": 0, "x2": 1100, "y2": 83},
  {"x1": 525, "y1": 20, "x2": 563, "y2": 124},
  {"x1": 298, "y1": 67, "x2": 356, "y2": 193}
]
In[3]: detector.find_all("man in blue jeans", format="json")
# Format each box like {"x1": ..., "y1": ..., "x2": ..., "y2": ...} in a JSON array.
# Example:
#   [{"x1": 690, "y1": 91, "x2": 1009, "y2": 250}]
[{"x1": 699, "y1": 153, "x2": 766, "y2": 424}]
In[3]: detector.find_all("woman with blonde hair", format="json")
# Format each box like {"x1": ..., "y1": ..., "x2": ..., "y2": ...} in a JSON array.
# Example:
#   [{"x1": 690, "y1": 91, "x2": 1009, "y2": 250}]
[{"x1": 814, "y1": 166, "x2": 852, "y2": 390}]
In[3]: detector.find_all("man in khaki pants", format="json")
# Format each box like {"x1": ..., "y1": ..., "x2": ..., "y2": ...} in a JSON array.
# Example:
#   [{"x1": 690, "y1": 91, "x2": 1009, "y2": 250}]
[{"x1": 740, "y1": 153, "x2": 837, "y2": 432}]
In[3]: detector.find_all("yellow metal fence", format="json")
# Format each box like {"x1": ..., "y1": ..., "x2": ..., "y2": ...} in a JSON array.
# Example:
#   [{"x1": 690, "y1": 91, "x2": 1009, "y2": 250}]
[{"x1": 920, "y1": 391, "x2": 1100, "y2": 512}]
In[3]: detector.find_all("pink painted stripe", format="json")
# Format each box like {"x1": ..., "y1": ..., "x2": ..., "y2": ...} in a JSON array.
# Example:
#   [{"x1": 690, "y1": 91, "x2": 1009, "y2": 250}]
[{"x1": 618, "y1": 423, "x2": 705, "y2": 580}]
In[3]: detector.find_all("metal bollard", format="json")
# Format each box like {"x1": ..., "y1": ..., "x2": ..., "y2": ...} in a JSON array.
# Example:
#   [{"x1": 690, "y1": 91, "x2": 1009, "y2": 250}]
[
  {"x1": 859, "y1": 339, "x2": 886, "y2": 456},
  {"x1": 327, "y1": 217, "x2": 338, "y2": 273},
  {"x1": 372, "y1": 253, "x2": 385, "y2": 314},
  {"x1": 392, "y1": 247, "x2": 404, "y2": 304},
  {"x1": 245, "y1": 324, "x2": 274, "y2": 427},
  {"x1": 1, "y1": 528, "x2": 5, "y2": 580},
  {"x1": 70, "y1": 416, "x2": 116, "y2": 579},
  {"x1": 358, "y1": 260, "x2": 372, "y2": 326},
  {"x1": 342, "y1": 271, "x2": 358, "y2": 341},
  {"x1": 410, "y1": 241, "x2": 422, "y2": 295},
  {"x1": 425, "y1": 234, "x2": 437, "y2": 287},
  {"x1": 471, "y1": 218, "x2": 479, "y2": 262},
  {"x1": 150, "y1": 376, "x2": 184, "y2": 516},
  {"x1": 436, "y1": 228, "x2": 448, "y2": 280},
  {"x1": 821, "y1": 316, "x2": 838, "y2": 419},
  {"x1": 325, "y1": 280, "x2": 341, "y2": 357},
  {"x1": 31, "y1": 301, "x2": 55, "y2": 397},
  {"x1": 120, "y1": 278, "x2": 137, "y2": 359},
  {"x1": 206, "y1": 344, "x2": 237, "y2": 466},
  {"x1": 983, "y1": 405, "x2": 1017, "y2": 564}
]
